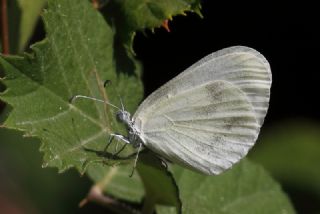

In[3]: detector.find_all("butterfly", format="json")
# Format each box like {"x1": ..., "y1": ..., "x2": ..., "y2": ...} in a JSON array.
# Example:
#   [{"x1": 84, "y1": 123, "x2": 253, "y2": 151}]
[{"x1": 72, "y1": 46, "x2": 271, "y2": 175}]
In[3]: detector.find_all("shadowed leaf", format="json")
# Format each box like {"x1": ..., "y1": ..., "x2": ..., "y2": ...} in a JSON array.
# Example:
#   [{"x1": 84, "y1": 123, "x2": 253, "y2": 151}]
[{"x1": 157, "y1": 160, "x2": 295, "y2": 214}]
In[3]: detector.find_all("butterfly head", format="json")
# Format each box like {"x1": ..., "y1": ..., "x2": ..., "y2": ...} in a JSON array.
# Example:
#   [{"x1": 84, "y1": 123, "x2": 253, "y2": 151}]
[{"x1": 116, "y1": 110, "x2": 132, "y2": 126}]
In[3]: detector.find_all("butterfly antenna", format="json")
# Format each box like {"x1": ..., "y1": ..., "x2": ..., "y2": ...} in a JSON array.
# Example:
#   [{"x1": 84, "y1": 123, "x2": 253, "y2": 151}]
[
  {"x1": 103, "y1": 79, "x2": 126, "y2": 111},
  {"x1": 119, "y1": 96, "x2": 125, "y2": 111},
  {"x1": 70, "y1": 95, "x2": 120, "y2": 110}
]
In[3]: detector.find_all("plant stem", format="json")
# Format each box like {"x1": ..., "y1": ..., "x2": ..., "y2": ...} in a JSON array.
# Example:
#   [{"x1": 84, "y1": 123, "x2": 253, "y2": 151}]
[
  {"x1": 1, "y1": 0, "x2": 9, "y2": 54},
  {"x1": 79, "y1": 185, "x2": 141, "y2": 214},
  {"x1": 142, "y1": 197, "x2": 155, "y2": 214}
]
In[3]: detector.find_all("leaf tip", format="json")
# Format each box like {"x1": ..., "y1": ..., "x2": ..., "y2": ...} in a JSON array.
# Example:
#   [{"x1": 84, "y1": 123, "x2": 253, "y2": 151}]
[{"x1": 161, "y1": 20, "x2": 171, "y2": 32}]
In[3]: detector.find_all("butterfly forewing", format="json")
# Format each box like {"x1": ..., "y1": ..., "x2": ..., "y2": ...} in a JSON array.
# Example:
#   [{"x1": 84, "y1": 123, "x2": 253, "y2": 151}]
[{"x1": 135, "y1": 80, "x2": 259, "y2": 175}]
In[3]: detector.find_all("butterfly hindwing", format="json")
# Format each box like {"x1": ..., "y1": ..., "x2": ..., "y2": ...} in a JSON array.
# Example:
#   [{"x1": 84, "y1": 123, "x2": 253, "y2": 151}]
[{"x1": 135, "y1": 80, "x2": 259, "y2": 174}]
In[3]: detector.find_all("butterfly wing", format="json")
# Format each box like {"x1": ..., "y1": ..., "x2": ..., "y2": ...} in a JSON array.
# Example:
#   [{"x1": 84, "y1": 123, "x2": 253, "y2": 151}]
[{"x1": 133, "y1": 46, "x2": 271, "y2": 175}]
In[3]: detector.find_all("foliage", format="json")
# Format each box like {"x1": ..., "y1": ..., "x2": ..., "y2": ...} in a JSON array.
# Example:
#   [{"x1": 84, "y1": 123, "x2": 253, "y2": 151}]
[
  {"x1": 0, "y1": 0, "x2": 295, "y2": 213},
  {"x1": 250, "y1": 120, "x2": 320, "y2": 197}
]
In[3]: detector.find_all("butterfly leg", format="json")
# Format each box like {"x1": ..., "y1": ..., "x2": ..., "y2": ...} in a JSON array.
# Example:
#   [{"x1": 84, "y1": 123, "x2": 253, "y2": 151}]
[
  {"x1": 103, "y1": 134, "x2": 142, "y2": 177},
  {"x1": 114, "y1": 143, "x2": 128, "y2": 156},
  {"x1": 103, "y1": 134, "x2": 114, "y2": 153},
  {"x1": 129, "y1": 143, "x2": 143, "y2": 177},
  {"x1": 111, "y1": 133, "x2": 131, "y2": 144},
  {"x1": 103, "y1": 133, "x2": 131, "y2": 157}
]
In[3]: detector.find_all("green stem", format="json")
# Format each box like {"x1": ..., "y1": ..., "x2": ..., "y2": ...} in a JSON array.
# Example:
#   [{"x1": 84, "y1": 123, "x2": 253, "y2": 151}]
[{"x1": 142, "y1": 197, "x2": 156, "y2": 214}]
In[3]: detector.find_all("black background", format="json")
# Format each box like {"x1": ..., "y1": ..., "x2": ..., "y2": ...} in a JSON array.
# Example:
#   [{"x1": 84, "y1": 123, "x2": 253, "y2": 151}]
[{"x1": 134, "y1": 1, "x2": 320, "y2": 126}]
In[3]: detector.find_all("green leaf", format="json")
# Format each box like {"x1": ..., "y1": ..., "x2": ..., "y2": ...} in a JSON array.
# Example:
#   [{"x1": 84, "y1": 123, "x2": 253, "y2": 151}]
[
  {"x1": 0, "y1": 0, "x2": 142, "y2": 176},
  {"x1": 137, "y1": 151, "x2": 181, "y2": 213},
  {"x1": 157, "y1": 159, "x2": 295, "y2": 214},
  {"x1": 1, "y1": 0, "x2": 188, "y2": 206},
  {"x1": 102, "y1": 0, "x2": 201, "y2": 50},
  {"x1": 85, "y1": 151, "x2": 181, "y2": 206},
  {"x1": 8, "y1": 0, "x2": 46, "y2": 53},
  {"x1": 249, "y1": 120, "x2": 320, "y2": 197}
]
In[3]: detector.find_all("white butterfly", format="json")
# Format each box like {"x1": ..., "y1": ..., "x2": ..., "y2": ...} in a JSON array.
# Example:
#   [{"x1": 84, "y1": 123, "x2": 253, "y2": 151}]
[{"x1": 73, "y1": 46, "x2": 272, "y2": 175}]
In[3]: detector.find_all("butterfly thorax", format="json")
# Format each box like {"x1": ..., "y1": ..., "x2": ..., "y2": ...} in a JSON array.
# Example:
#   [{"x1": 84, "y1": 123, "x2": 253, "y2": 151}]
[{"x1": 116, "y1": 110, "x2": 143, "y2": 148}]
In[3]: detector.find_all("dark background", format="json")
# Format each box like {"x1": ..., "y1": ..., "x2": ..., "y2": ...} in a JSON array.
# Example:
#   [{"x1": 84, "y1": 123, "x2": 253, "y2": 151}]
[
  {"x1": 135, "y1": 1, "x2": 320, "y2": 125},
  {"x1": 1, "y1": 1, "x2": 320, "y2": 213}
]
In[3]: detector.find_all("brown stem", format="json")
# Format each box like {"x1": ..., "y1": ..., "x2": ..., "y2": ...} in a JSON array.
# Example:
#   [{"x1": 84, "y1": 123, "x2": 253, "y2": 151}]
[
  {"x1": 92, "y1": 0, "x2": 99, "y2": 9},
  {"x1": 79, "y1": 185, "x2": 141, "y2": 214},
  {"x1": 1, "y1": 0, "x2": 9, "y2": 54}
]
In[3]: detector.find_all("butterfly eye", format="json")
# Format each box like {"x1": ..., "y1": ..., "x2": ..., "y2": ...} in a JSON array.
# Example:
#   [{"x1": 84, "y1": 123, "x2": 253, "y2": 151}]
[
  {"x1": 116, "y1": 111, "x2": 124, "y2": 122},
  {"x1": 116, "y1": 111, "x2": 131, "y2": 122}
]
